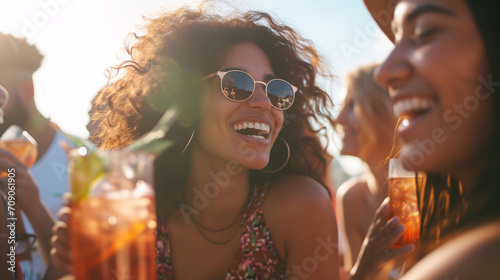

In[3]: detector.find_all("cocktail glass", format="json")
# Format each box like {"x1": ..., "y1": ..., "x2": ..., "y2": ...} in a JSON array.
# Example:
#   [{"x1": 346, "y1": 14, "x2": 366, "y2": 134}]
[
  {"x1": 69, "y1": 148, "x2": 156, "y2": 280},
  {"x1": 0, "y1": 125, "x2": 38, "y2": 176},
  {"x1": 388, "y1": 158, "x2": 420, "y2": 249}
]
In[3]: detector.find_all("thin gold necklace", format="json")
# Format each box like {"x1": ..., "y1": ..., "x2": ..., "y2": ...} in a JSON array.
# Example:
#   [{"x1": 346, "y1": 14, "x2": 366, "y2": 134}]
[
  {"x1": 184, "y1": 185, "x2": 254, "y2": 245},
  {"x1": 190, "y1": 214, "x2": 242, "y2": 232},
  {"x1": 190, "y1": 215, "x2": 243, "y2": 245}
]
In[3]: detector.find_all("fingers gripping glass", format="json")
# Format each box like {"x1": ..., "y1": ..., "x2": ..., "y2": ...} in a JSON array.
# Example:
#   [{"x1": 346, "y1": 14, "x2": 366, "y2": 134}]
[{"x1": 206, "y1": 70, "x2": 298, "y2": 110}]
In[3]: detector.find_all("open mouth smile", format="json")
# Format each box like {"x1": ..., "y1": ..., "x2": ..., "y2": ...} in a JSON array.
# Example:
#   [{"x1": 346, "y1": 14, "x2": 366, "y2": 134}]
[
  {"x1": 233, "y1": 121, "x2": 270, "y2": 140},
  {"x1": 393, "y1": 97, "x2": 436, "y2": 119}
]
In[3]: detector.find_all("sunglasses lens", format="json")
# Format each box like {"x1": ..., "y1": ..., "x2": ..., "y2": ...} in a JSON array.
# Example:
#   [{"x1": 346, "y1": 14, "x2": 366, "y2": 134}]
[
  {"x1": 221, "y1": 71, "x2": 254, "y2": 101},
  {"x1": 267, "y1": 80, "x2": 295, "y2": 110}
]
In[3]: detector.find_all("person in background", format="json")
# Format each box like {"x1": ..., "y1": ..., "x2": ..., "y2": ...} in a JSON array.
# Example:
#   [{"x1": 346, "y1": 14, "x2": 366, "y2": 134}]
[
  {"x1": 335, "y1": 63, "x2": 401, "y2": 279},
  {"x1": 0, "y1": 85, "x2": 20, "y2": 280},
  {"x1": 49, "y1": 3, "x2": 339, "y2": 279},
  {"x1": 0, "y1": 85, "x2": 55, "y2": 280},
  {"x1": 360, "y1": 0, "x2": 500, "y2": 278},
  {"x1": 0, "y1": 33, "x2": 75, "y2": 277}
]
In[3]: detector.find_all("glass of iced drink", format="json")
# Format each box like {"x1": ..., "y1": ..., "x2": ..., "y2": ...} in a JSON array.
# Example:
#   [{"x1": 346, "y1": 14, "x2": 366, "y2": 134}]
[
  {"x1": 0, "y1": 125, "x2": 37, "y2": 175},
  {"x1": 388, "y1": 158, "x2": 420, "y2": 249},
  {"x1": 69, "y1": 148, "x2": 156, "y2": 280}
]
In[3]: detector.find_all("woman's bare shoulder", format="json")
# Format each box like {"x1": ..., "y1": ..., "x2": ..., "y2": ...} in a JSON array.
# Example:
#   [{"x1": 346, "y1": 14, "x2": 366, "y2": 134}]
[
  {"x1": 263, "y1": 174, "x2": 334, "y2": 222},
  {"x1": 262, "y1": 174, "x2": 337, "y2": 257},
  {"x1": 403, "y1": 220, "x2": 500, "y2": 280},
  {"x1": 266, "y1": 174, "x2": 332, "y2": 205}
]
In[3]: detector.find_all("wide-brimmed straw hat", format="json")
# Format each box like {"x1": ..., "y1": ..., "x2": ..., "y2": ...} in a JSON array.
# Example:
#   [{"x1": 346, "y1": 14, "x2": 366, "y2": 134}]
[{"x1": 363, "y1": 0, "x2": 397, "y2": 42}]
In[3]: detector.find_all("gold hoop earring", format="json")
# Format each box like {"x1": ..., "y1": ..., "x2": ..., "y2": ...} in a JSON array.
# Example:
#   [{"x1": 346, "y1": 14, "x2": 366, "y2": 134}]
[
  {"x1": 261, "y1": 136, "x2": 290, "y2": 173},
  {"x1": 181, "y1": 130, "x2": 195, "y2": 157}
]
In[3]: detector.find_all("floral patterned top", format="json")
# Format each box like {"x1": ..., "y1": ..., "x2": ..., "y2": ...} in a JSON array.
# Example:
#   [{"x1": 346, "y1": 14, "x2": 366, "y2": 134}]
[{"x1": 156, "y1": 184, "x2": 285, "y2": 279}]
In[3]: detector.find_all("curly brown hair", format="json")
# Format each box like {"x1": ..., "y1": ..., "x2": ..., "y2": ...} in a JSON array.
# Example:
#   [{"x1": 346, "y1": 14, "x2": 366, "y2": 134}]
[{"x1": 92, "y1": 4, "x2": 336, "y2": 218}]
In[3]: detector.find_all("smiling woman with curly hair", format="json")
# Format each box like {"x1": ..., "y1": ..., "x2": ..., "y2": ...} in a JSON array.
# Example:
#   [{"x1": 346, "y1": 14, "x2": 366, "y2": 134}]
[{"x1": 53, "y1": 3, "x2": 340, "y2": 279}]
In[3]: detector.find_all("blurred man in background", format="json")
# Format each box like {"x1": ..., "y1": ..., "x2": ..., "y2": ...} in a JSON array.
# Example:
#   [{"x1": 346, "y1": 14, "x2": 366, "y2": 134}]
[{"x1": 0, "y1": 32, "x2": 75, "y2": 279}]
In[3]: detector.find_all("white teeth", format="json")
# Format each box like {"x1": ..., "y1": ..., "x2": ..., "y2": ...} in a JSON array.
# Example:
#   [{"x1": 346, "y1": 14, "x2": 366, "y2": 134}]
[
  {"x1": 249, "y1": 135, "x2": 265, "y2": 139},
  {"x1": 233, "y1": 121, "x2": 271, "y2": 136},
  {"x1": 393, "y1": 97, "x2": 435, "y2": 118}
]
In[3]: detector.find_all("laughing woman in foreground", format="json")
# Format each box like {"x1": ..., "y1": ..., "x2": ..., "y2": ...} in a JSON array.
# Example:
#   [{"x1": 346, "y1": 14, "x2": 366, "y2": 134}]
[
  {"x1": 49, "y1": 3, "x2": 340, "y2": 280},
  {"x1": 360, "y1": 0, "x2": 500, "y2": 278}
]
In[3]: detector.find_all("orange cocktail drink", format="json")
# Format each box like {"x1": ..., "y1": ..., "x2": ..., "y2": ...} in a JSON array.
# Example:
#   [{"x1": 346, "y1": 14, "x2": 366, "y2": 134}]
[
  {"x1": 388, "y1": 177, "x2": 420, "y2": 248},
  {"x1": 0, "y1": 125, "x2": 38, "y2": 177},
  {"x1": 71, "y1": 195, "x2": 156, "y2": 279},
  {"x1": 388, "y1": 159, "x2": 420, "y2": 249},
  {"x1": 0, "y1": 138, "x2": 37, "y2": 167},
  {"x1": 69, "y1": 149, "x2": 156, "y2": 280}
]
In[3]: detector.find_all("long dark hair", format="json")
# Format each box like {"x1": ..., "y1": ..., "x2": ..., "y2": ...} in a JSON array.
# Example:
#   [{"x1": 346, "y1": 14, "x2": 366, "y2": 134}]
[{"x1": 92, "y1": 4, "x2": 336, "y2": 222}]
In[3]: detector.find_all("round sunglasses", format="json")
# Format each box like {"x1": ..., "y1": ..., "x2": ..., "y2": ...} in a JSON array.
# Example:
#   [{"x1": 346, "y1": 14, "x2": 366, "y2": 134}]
[{"x1": 206, "y1": 70, "x2": 297, "y2": 110}]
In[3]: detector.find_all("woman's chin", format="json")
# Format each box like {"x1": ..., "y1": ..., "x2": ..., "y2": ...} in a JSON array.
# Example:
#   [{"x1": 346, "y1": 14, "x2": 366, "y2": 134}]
[
  {"x1": 241, "y1": 157, "x2": 270, "y2": 171},
  {"x1": 399, "y1": 144, "x2": 442, "y2": 174}
]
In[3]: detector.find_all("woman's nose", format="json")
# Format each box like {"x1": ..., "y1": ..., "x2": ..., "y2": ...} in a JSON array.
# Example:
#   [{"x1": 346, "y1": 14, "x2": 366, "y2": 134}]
[
  {"x1": 246, "y1": 83, "x2": 272, "y2": 110},
  {"x1": 375, "y1": 47, "x2": 412, "y2": 90},
  {"x1": 336, "y1": 106, "x2": 348, "y2": 126}
]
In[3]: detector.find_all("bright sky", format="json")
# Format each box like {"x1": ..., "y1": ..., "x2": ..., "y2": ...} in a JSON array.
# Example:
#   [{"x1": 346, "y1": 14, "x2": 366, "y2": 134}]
[{"x1": 0, "y1": 0, "x2": 394, "y2": 177}]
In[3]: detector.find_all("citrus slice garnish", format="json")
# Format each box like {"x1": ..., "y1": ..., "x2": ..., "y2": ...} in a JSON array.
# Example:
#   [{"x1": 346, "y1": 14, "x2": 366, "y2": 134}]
[{"x1": 69, "y1": 147, "x2": 106, "y2": 202}]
